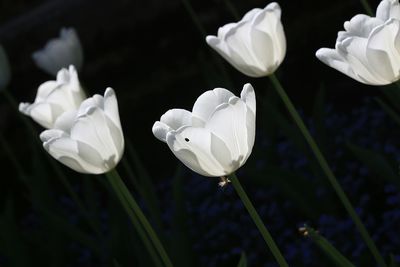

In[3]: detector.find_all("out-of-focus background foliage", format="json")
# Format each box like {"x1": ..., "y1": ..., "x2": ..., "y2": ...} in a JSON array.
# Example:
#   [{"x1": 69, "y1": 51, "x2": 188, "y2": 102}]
[{"x1": 1, "y1": 0, "x2": 400, "y2": 266}]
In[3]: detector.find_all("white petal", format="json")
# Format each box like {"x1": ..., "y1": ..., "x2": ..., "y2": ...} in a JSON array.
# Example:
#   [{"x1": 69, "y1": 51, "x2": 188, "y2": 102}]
[
  {"x1": 103, "y1": 88, "x2": 122, "y2": 128},
  {"x1": 53, "y1": 110, "x2": 78, "y2": 132},
  {"x1": 41, "y1": 130, "x2": 105, "y2": 174},
  {"x1": 343, "y1": 15, "x2": 383, "y2": 38},
  {"x1": 71, "y1": 106, "x2": 120, "y2": 161},
  {"x1": 20, "y1": 102, "x2": 63, "y2": 129},
  {"x1": 166, "y1": 127, "x2": 232, "y2": 177},
  {"x1": 192, "y1": 88, "x2": 234, "y2": 122},
  {"x1": 159, "y1": 108, "x2": 192, "y2": 131},
  {"x1": 240, "y1": 83, "x2": 256, "y2": 115},
  {"x1": 252, "y1": 3, "x2": 286, "y2": 69},
  {"x1": 316, "y1": 48, "x2": 360, "y2": 82},
  {"x1": 338, "y1": 37, "x2": 387, "y2": 84},
  {"x1": 152, "y1": 121, "x2": 171, "y2": 143},
  {"x1": 205, "y1": 97, "x2": 249, "y2": 163},
  {"x1": 377, "y1": 0, "x2": 400, "y2": 21},
  {"x1": 366, "y1": 19, "x2": 400, "y2": 83}
]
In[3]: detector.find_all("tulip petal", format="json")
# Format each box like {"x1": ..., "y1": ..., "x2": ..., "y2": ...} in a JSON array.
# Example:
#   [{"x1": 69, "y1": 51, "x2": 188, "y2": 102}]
[
  {"x1": 41, "y1": 131, "x2": 106, "y2": 174},
  {"x1": 192, "y1": 88, "x2": 234, "y2": 122},
  {"x1": 343, "y1": 15, "x2": 383, "y2": 38},
  {"x1": 316, "y1": 48, "x2": 361, "y2": 82},
  {"x1": 152, "y1": 121, "x2": 171, "y2": 143},
  {"x1": 103, "y1": 88, "x2": 122, "y2": 128},
  {"x1": 367, "y1": 19, "x2": 400, "y2": 83},
  {"x1": 338, "y1": 37, "x2": 388, "y2": 84},
  {"x1": 160, "y1": 108, "x2": 193, "y2": 130},
  {"x1": 377, "y1": 0, "x2": 400, "y2": 21},
  {"x1": 205, "y1": 97, "x2": 249, "y2": 163},
  {"x1": 241, "y1": 83, "x2": 256, "y2": 115},
  {"x1": 166, "y1": 127, "x2": 231, "y2": 177},
  {"x1": 71, "y1": 106, "x2": 120, "y2": 161},
  {"x1": 19, "y1": 102, "x2": 63, "y2": 129}
]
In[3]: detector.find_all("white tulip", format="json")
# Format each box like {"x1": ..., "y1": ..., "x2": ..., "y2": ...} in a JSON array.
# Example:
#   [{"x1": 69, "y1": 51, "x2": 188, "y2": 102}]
[
  {"x1": 33, "y1": 27, "x2": 83, "y2": 76},
  {"x1": 19, "y1": 65, "x2": 85, "y2": 129},
  {"x1": 0, "y1": 44, "x2": 11, "y2": 90},
  {"x1": 153, "y1": 83, "x2": 256, "y2": 177},
  {"x1": 316, "y1": 0, "x2": 400, "y2": 85},
  {"x1": 40, "y1": 88, "x2": 124, "y2": 174},
  {"x1": 206, "y1": 2, "x2": 286, "y2": 77}
]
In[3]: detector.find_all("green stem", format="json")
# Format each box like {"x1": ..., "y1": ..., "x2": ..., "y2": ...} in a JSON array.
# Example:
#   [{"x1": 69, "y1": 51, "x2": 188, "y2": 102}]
[
  {"x1": 360, "y1": 0, "x2": 374, "y2": 16},
  {"x1": 268, "y1": 74, "x2": 387, "y2": 267},
  {"x1": 106, "y1": 171, "x2": 163, "y2": 267},
  {"x1": 2, "y1": 89, "x2": 102, "y2": 238},
  {"x1": 228, "y1": 173, "x2": 289, "y2": 267},
  {"x1": 106, "y1": 169, "x2": 174, "y2": 267}
]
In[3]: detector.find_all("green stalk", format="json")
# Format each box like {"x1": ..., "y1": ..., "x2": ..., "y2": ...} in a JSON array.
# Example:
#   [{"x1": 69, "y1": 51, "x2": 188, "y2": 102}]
[
  {"x1": 228, "y1": 173, "x2": 289, "y2": 267},
  {"x1": 360, "y1": 0, "x2": 374, "y2": 16},
  {"x1": 2, "y1": 89, "x2": 102, "y2": 238},
  {"x1": 106, "y1": 169, "x2": 174, "y2": 267},
  {"x1": 106, "y1": 171, "x2": 163, "y2": 267},
  {"x1": 268, "y1": 73, "x2": 387, "y2": 267}
]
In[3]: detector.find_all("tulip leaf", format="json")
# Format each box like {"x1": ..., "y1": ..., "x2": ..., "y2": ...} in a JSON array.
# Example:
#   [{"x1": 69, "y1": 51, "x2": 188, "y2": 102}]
[
  {"x1": 237, "y1": 252, "x2": 247, "y2": 267},
  {"x1": 302, "y1": 226, "x2": 356, "y2": 267},
  {"x1": 171, "y1": 165, "x2": 198, "y2": 267},
  {"x1": 347, "y1": 142, "x2": 400, "y2": 190}
]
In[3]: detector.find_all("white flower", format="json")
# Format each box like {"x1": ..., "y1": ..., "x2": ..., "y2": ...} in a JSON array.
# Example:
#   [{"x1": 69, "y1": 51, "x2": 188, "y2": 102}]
[
  {"x1": 0, "y1": 44, "x2": 11, "y2": 90},
  {"x1": 206, "y1": 2, "x2": 286, "y2": 77},
  {"x1": 40, "y1": 88, "x2": 124, "y2": 174},
  {"x1": 19, "y1": 65, "x2": 85, "y2": 129},
  {"x1": 33, "y1": 27, "x2": 83, "y2": 76},
  {"x1": 316, "y1": 0, "x2": 400, "y2": 85},
  {"x1": 152, "y1": 83, "x2": 256, "y2": 177}
]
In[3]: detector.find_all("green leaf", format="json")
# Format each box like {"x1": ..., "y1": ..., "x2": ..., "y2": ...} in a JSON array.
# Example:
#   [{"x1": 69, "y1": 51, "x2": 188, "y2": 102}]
[
  {"x1": 302, "y1": 226, "x2": 356, "y2": 267},
  {"x1": 237, "y1": 252, "x2": 247, "y2": 267},
  {"x1": 171, "y1": 165, "x2": 197, "y2": 267},
  {"x1": 347, "y1": 142, "x2": 400, "y2": 190}
]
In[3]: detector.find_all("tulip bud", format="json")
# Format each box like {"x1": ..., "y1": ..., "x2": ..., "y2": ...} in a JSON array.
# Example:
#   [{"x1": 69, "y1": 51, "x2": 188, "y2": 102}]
[
  {"x1": 0, "y1": 45, "x2": 11, "y2": 90},
  {"x1": 153, "y1": 84, "x2": 256, "y2": 177},
  {"x1": 33, "y1": 27, "x2": 83, "y2": 76},
  {"x1": 206, "y1": 2, "x2": 286, "y2": 77},
  {"x1": 19, "y1": 65, "x2": 85, "y2": 128},
  {"x1": 40, "y1": 88, "x2": 124, "y2": 174},
  {"x1": 316, "y1": 0, "x2": 400, "y2": 85}
]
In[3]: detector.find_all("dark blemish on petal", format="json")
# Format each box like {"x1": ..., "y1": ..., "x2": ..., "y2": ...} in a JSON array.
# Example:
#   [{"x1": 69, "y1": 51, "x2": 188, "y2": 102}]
[{"x1": 185, "y1": 138, "x2": 190, "y2": 142}]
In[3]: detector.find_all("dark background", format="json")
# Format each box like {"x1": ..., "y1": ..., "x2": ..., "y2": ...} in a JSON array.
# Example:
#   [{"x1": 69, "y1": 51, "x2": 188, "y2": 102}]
[{"x1": 2, "y1": 0, "x2": 400, "y2": 267}]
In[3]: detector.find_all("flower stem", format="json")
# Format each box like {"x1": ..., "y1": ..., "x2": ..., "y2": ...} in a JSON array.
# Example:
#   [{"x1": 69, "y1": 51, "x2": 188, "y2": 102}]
[
  {"x1": 106, "y1": 170, "x2": 163, "y2": 267},
  {"x1": 228, "y1": 173, "x2": 289, "y2": 267},
  {"x1": 360, "y1": 0, "x2": 374, "y2": 16},
  {"x1": 268, "y1": 73, "x2": 387, "y2": 267},
  {"x1": 106, "y1": 169, "x2": 174, "y2": 267}
]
